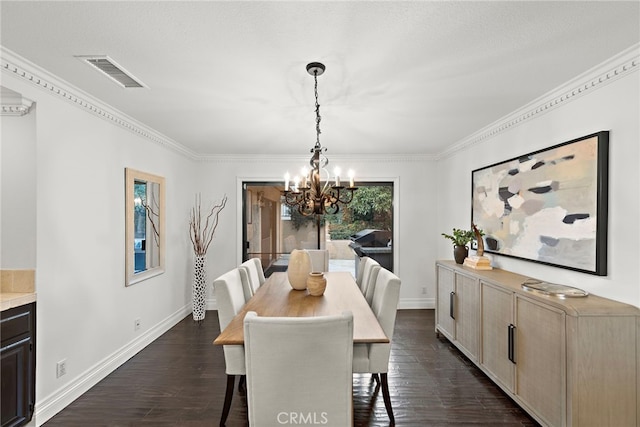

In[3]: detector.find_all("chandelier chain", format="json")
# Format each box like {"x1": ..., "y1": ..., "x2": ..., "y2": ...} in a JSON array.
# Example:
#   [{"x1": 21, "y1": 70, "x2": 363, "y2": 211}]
[{"x1": 314, "y1": 71, "x2": 321, "y2": 148}]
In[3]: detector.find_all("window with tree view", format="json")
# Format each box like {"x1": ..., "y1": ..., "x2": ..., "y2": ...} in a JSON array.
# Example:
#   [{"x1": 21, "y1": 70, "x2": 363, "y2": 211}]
[
  {"x1": 133, "y1": 181, "x2": 159, "y2": 272},
  {"x1": 125, "y1": 168, "x2": 165, "y2": 286}
]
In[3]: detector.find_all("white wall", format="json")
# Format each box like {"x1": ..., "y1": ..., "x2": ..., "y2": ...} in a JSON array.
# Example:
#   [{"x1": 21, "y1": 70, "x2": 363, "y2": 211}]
[
  {"x1": 197, "y1": 154, "x2": 438, "y2": 309},
  {"x1": 437, "y1": 66, "x2": 640, "y2": 307},
  {"x1": 1, "y1": 107, "x2": 37, "y2": 268},
  {"x1": 1, "y1": 70, "x2": 198, "y2": 425}
]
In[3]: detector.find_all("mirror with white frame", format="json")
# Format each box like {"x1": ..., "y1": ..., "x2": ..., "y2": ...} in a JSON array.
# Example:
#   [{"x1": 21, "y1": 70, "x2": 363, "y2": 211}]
[{"x1": 125, "y1": 168, "x2": 165, "y2": 286}]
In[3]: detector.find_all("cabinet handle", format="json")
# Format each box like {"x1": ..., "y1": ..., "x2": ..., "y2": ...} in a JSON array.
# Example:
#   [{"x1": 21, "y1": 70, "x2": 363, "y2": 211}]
[
  {"x1": 449, "y1": 291, "x2": 455, "y2": 319},
  {"x1": 508, "y1": 324, "x2": 516, "y2": 364}
]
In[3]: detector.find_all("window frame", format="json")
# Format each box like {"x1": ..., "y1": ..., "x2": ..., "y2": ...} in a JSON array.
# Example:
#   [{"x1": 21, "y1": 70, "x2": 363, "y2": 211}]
[{"x1": 125, "y1": 168, "x2": 165, "y2": 286}]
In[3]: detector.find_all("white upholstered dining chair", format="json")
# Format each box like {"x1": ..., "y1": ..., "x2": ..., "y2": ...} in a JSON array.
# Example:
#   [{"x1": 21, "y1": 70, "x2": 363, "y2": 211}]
[
  {"x1": 359, "y1": 257, "x2": 381, "y2": 305},
  {"x1": 306, "y1": 249, "x2": 329, "y2": 272},
  {"x1": 239, "y1": 257, "x2": 265, "y2": 298},
  {"x1": 212, "y1": 268, "x2": 247, "y2": 426},
  {"x1": 356, "y1": 256, "x2": 367, "y2": 287},
  {"x1": 243, "y1": 311, "x2": 354, "y2": 427},
  {"x1": 352, "y1": 268, "x2": 401, "y2": 423}
]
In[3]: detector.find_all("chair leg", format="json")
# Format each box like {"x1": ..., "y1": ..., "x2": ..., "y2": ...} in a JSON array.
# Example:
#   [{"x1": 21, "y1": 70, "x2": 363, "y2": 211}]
[
  {"x1": 238, "y1": 375, "x2": 246, "y2": 393},
  {"x1": 372, "y1": 373, "x2": 380, "y2": 385},
  {"x1": 380, "y1": 373, "x2": 395, "y2": 424},
  {"x1": 220, "y1": 375, "x2": 235, "y2": 426}
]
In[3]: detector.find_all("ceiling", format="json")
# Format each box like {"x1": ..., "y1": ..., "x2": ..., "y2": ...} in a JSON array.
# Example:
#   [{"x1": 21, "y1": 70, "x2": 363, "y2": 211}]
[{"x1": 1, "y1": 1, "x2": 638, "y2": 156}]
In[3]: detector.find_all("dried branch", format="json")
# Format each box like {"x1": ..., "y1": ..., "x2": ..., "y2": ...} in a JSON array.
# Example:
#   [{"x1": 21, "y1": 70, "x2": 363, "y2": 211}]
[
  {"x1": 189, "y1": 194, "x2": 228, "y2": 256},
  {"x1": 141, "y1": 198, "x2": 160, "y2": 248}
]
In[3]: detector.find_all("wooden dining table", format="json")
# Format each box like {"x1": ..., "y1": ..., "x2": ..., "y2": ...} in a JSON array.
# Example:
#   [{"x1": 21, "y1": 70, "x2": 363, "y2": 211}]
[{"x1": 213, "y1": 271, "x2": 389, "y2": 346}]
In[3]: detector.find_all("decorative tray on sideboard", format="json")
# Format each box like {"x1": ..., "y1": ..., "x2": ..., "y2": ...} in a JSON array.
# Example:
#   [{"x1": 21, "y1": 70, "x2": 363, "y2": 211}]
[{"x1": 520, "y1": 279, "x2": 589, "y2": 298}]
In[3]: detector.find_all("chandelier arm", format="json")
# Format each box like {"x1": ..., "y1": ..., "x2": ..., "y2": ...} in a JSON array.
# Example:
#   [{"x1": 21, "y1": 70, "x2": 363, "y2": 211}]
[
  {"x1": 335, "y1": 187, "x2": 357, "y2": 204},
  {"x1": 325, "y1": 188, "x2": 339, "y2": 204},
  {"x1": 297, "y1": 194, "x2": 314, "y2": 216},
  {"x1": 324, "y1": 199, "x2": 340, "y2": 215},
  {"x1": 282, "y1": 192, "x2": 297, "y2": 206},
  {"x1": 298, "y1": 204, "x2": 312, "y2": 217},
  {"x1": 321, "y1": 167, "x2": 331, "y2": 194}
]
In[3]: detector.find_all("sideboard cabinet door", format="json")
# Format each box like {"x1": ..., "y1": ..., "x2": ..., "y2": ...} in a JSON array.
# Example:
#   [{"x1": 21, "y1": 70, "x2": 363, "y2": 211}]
[
  {"x1": 515, "y1": 295, "x2": 566, "y2": 427},
  {"x1": 454, "y1": 273, "x2": 479, "y2": 360},
  {"x1": 436, "y1": 264, "x2": 479, "y2": 361},
  {"x1": 436, "y1": 265, "x2": 456, "y2": 341},
  {"x1": 480, "y1": 281, "x2": 515, "y2": 392}
]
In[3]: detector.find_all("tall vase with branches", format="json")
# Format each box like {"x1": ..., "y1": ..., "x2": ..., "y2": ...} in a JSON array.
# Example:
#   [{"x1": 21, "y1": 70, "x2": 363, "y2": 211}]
[{"x1": 189, "y1": 193, "x2": 227, "y2": 321}]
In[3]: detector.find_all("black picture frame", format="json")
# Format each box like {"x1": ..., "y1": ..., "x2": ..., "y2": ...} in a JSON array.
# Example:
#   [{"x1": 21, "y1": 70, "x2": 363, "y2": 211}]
[{"x1": 471, "y1": 131, "x2": 609, "y2": 276}]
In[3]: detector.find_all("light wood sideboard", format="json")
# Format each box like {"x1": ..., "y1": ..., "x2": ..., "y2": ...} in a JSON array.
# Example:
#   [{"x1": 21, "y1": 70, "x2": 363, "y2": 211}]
[{"x1": 435, "y1": 260, "x2": 640, "y2": 427}]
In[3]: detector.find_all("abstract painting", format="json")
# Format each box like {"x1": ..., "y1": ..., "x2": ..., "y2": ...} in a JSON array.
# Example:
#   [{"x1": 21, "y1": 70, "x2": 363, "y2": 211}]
[{"x1": 471, "y1": 131, "x2": 609, "y2": 275}]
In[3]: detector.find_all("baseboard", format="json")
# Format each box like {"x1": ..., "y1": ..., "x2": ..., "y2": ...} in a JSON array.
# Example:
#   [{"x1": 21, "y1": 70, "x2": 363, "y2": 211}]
[
  {"x1": 398, "y1": 297, "x2": 434, "y2": 309},
  {"x1": 34, "y1": 304, "x2": 191, "y2": 426}
]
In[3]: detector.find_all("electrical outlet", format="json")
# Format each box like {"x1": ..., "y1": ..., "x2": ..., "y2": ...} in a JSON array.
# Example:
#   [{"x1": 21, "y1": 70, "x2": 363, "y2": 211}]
[
  {"x1": 422, "y1": 287, "x2": 427, "y2": 295},
  {"x1": 56, "y1": 359, "x2": 67, "y2": 378},
  {"x1": 134, "y1": 318, "x2": 141, "y2": 331}
]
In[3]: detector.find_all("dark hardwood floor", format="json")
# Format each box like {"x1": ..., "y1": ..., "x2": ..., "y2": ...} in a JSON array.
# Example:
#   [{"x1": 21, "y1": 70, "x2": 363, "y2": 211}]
[{"x1": 44, "y1": 310, "x2": 538, "y2": 426}]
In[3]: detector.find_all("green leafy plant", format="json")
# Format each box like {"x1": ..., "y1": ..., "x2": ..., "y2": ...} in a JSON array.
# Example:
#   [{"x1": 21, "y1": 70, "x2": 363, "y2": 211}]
[{"x1": 441, "y1": 228, "x2": 478, "y2": 247}]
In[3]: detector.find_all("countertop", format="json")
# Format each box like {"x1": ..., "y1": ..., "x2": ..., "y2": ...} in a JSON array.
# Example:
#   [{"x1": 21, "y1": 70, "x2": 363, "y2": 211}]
[
  {"x1": 0, "y1": 292, "x2": 37, "y2": 312},
  {"x1": 1, "y1": 269, "x2": 36, "y2": 311}
]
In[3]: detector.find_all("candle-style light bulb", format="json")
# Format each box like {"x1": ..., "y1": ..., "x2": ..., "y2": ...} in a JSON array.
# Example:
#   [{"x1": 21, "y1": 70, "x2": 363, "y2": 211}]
[
  {"x1": 284, "y1": 172, "x2": 290, "y2": 191},
  {"x1": 293, "y1": 175, "x2": 300, "y2": 191},
  {"x1": 348, "y1": 169, "x2": 355, "y2": 188},
  {"x1": 333, "y1": 166, "x2": 341, "y2": 186},
  {"x1": 301, "y1": 167, "x2": 308, "y2": 188}
]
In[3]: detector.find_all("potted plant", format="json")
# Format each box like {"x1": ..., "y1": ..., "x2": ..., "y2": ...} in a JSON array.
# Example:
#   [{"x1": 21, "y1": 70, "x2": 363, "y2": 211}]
[{"x1": 442, "y1": 227, "x2": 480, "y2": 264}]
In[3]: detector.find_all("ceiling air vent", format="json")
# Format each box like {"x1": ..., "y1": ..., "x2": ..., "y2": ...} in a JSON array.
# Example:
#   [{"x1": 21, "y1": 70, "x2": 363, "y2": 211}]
[{"x1": 76, "y1": 55, "x2": 147, "y2": 88}]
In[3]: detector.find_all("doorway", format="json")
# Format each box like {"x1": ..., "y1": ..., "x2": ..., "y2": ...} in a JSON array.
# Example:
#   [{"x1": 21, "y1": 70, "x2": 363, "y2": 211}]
[{"x1": 242, "y1": 182, "x2": 394, "y2": 277}]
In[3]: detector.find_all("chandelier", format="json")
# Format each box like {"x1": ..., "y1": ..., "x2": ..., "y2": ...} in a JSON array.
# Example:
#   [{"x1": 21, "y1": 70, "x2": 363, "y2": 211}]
[{"x1": 282, "y1": 62, "x2": 357, "y2": 216}]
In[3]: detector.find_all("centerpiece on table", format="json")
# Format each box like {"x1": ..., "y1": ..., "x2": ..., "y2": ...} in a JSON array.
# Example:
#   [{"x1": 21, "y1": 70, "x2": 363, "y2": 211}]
[
  {"x1": 189, "y1": 193, "x2": 227, "y2": 322},
  {"x1": 287, "y1": 249, "x2": 312, "y2": 290}
]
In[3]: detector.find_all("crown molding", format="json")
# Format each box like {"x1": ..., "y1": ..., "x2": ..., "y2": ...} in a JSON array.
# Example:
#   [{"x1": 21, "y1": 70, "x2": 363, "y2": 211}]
[
  {"x1": 1, "y1": 46, "x2": 198, "y2": 159},
  {"x1": 198, "y1": 152, "x2": 436, "y2": 163},
  {"x1": 1, "y1": 97, "x2": 34, "y2": 116},
  {"x1": 437, "y1": 43, "x2": 640, "y2": 160}
]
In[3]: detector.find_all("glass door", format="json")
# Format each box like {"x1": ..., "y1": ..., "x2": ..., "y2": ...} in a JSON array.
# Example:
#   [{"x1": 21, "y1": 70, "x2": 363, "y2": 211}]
[{"x1": 242, "y1": 182, "x2": 393, "y2": 278}]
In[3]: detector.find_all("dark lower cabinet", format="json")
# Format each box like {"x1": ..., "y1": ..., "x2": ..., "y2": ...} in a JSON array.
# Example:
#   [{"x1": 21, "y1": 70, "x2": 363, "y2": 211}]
[{"x1": 1, "y1": 303, "x2": 36, "y2": 427}]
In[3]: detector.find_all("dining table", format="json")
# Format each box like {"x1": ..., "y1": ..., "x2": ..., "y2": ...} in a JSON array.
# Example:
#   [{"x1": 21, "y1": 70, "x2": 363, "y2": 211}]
[{"x1": 213, "y1": 271, "x2": 388, "y2": 346}]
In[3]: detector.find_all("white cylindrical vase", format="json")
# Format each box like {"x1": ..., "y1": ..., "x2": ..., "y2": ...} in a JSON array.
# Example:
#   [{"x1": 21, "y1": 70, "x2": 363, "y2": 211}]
[{"x1": 287, "y1": 249, "x2": 312, "y2": 290}]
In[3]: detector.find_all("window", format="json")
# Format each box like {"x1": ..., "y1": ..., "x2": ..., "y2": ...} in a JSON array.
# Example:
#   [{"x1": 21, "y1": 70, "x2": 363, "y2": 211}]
[
  {"x1": 281, "y1": 204, "x2": 292, "y2": 221},
  {"x1": 125, "y1": 168, "x2": 165, "y2": 285}
]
